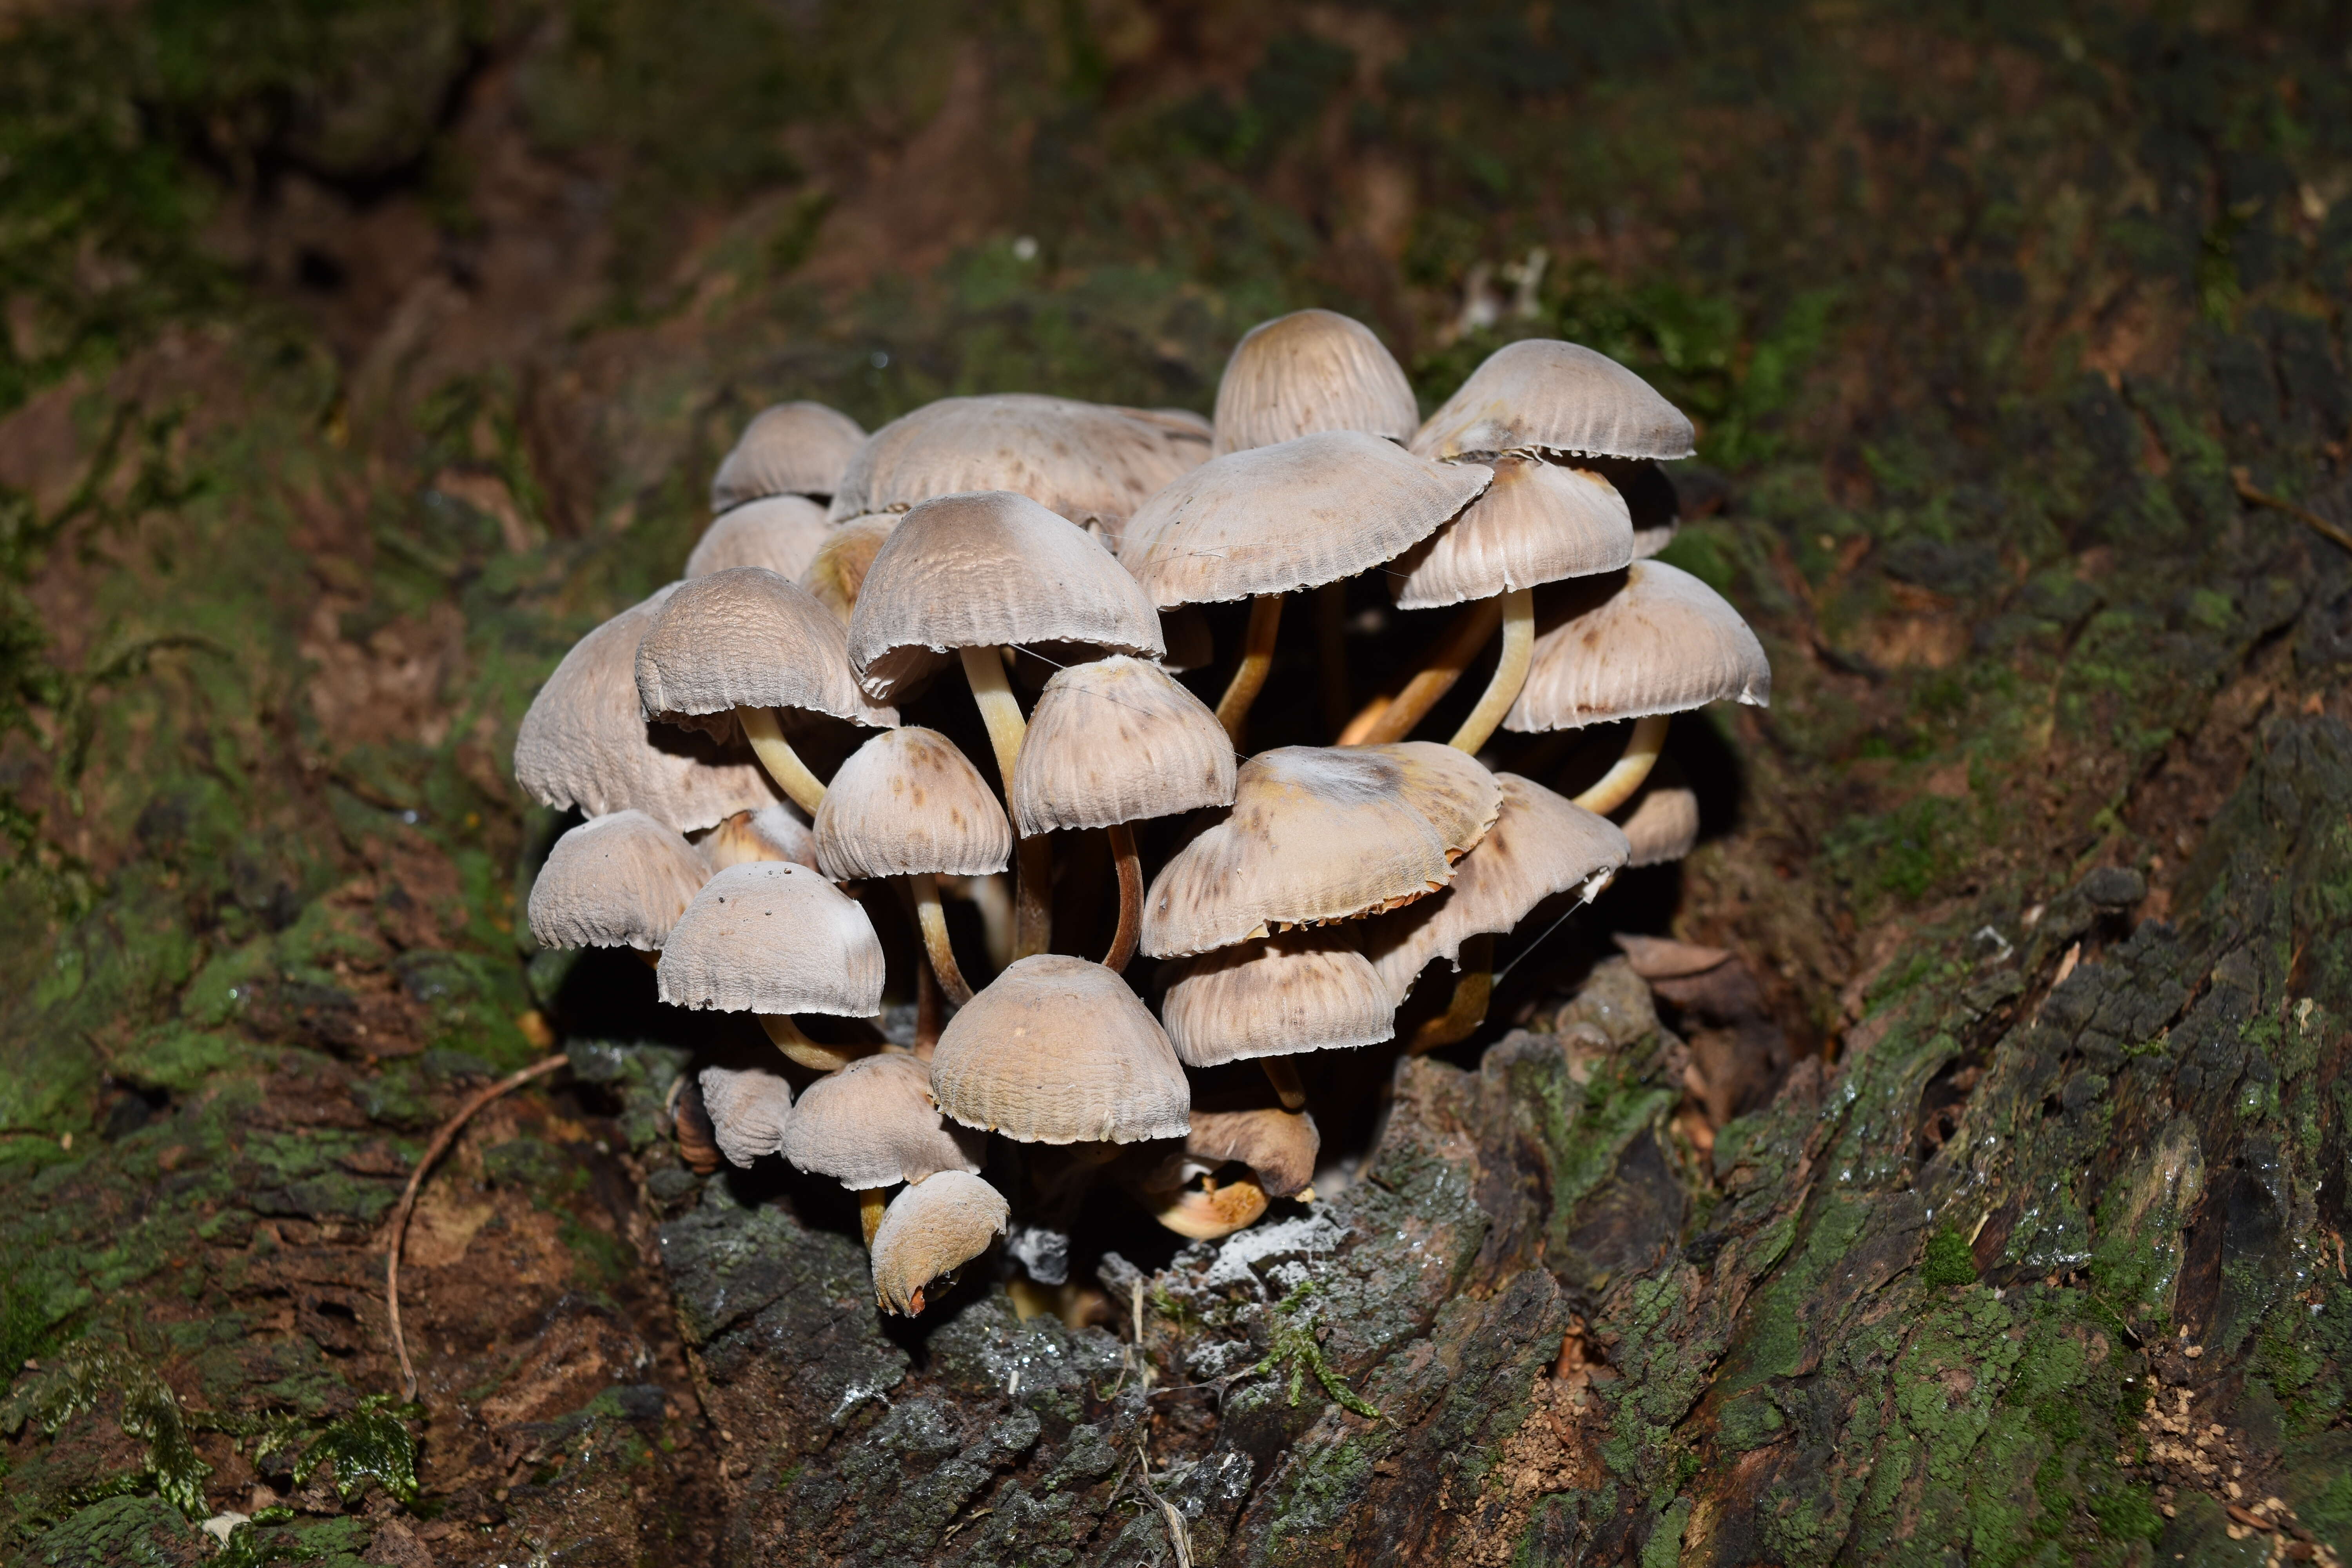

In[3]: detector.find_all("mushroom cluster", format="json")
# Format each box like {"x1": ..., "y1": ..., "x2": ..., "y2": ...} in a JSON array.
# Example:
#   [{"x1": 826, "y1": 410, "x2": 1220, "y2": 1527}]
[{"x1": 517, "y1": 316, "x2": 1769, "y2": 1318}]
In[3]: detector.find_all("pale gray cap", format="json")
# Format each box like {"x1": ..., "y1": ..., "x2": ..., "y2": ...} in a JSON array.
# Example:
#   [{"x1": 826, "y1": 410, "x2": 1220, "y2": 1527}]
[
  {"x1": 698, "y1": 1065, "x2": 796, "y2": 1168},
  {"x1": 686, "y1": 494, "x2": 831, "y2": 581},
  {"x1": 528, "y1": 810, "x2": 710, "y2": 951},
  {"x1": 699, "y1": 803, "x2": 818, "y2": 873},
  {"x1": 1390, "y1": 455, "x2": 1634, "y2": 609},
  {"x1": 1160, "y1": 930, "x2": 1394, "y2": 1067},
  {"x1": 929, "y1": 955, "x2": 1191, "y2": 1145},
  {"x1": 710, "y1": 402, "x2": 866, "y2": 510},
  {"x1": 635, "y1": 566, "x2": 896, "y2": 728},
  {"x1": 780, "y1": 1050, "x2": 985, "y2": 1189},
  {"x1": 1211, "y1": 309, "x2": 1419, "y2": 456},
  {"x1": 870, "y1": 1171, "x2": 1009, "y2": 1315},
  {"x1": 1505, "y1": 560, "x2": 1770, "y2": 732},
  {"x1": 657, "y1": 861, "x2": 886, "y2": 1016},
  {"x1": 1412, "y1": 339, "x2": 1695, "y2": 462},
  {"x1": 815, "y1": 727, "x2": 1012, "y2": 880},
  {"x1": 1010, "y1": 655, "x2": 1236, "y2": 835}
]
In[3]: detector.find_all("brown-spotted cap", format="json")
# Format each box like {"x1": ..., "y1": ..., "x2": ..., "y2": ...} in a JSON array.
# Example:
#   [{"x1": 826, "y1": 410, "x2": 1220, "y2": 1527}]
[
  {"x1": 870, "y1": 1170, "x2": 1009, "y2": 1315},
  {"x1": 1009, "y1": 655, "x2": 1236, "y2": 835},
  {"x1": 1615, "y1": 756, "x2": 1700, "y2": 867},
  {"x1": 780, "y1": 1050, "x2": 985, "y2": 1189},
  {"x1": 1211, "y1": 309, "x2": 1419, "y2": 456},
  {"x1": 1141, "y1": 1106, "x2": 1320, "y2": 1200},
  {"x1": 635, "y1": 566, "x2": 895, "y2": 729},
  {"x1": 1160, "y1": 930, "x2": 1395, "y2": 1067},
  {"x1": 528, "y1": 810, "x2": 710, "y2": 951},
  {"x1": 1505, "y1": 560, "x2": 1770, "y2": 732},
  {"x1": 929, "y1": 955, "x2": 1191, "y2": 1145},
  {"x1": 514, "y1": 586, "x2": 781, "y2": 833},
  {"x1": 697, "y1": 1065, "x2": 796, "y2": 1168},
  {"x1": 815, "y1": 727, "x2": 1012, "y2": 880},
  {"x1": 1141, "y1": 742, "x2": 1502, "y2": 958},
  {"x1": 657, "y1": 861, "x2": 885, "y2": 1016},
  {"x1": 1365, "y1": 774, "x2": 1628, "y2": 1002},
  {"x1": 700, "y1": 803, "x2": 818, "y2": 872},
  {"x1": 686, "y1": 494, "x2": 831, "y2": 581},
  {"x1": 710, "y1": 402, "x2": 866, "y2": 511},
  {"x1": 1411, "y1": 339, "x2": 1695, "y2": 463},
  {"x1": 1390, "y1": 455, "x2": 1634, "y2": 610},
  {"x1": 799, "y1": 513, "x2": 897, "y2": 625},
  {"x1": 1120, "y1": 431, "x2": 1490, "y2": 609},
  {"x1": 847, "y1": 490, "x2": 1163, "y2": 703}
]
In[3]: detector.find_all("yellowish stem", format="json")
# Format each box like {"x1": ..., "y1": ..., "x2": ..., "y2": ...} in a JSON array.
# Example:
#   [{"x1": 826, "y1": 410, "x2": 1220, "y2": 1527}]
[
  {"x1": 1104, "y1": 822, "x2": 1141, "y2": 973},
  {"x1": 857, "y1": 1187, "x2": 889, "y2": 1247},
  {"x1": 1447, "y1": 588, "x2": 1534, "y2": 755},
  {"x1": 1344, "y1": 598, "x2": 1502, "y2": 745},
  {"x1": 1407, "y1": 935, "x2": 1496, "y2": 1054},
  {"x1": 637, "y1": 948, "x2": 662, "y2": 970},
  {"x1": 736, "y1": 705, "x2": 828, "y2": 816},
  {"x1": 959, "y1": 644, "x2": 1051, "y2": 958},
  {"x1": 1215, "y1": 595, "x2": 1285, "y2": 746},
  {"x1": 1261, "y1": 1056, "x2": 1307, "y2": 1111},
  {"x1": 1572, "y1": 713, "x2": 1671, "y2": 816},
  {"x1": 760, "y1": 1013, "x2": 877, "y2": 1073},
  {"x1": 911, "y1": 871, "x2": 974, "y2": 1007}
]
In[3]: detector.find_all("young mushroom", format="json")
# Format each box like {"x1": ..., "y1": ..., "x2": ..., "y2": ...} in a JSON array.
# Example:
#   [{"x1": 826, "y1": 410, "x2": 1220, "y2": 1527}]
[
  {"x1": 869, "y1": 1170, "x2": 1011, "y2": 1316},
  {"x1": 527, "y1": 810, "x2": 711, "y2": 954},
  {"x1": 779, "y1": 1051, "x2": 986, "y2": 1244},
  {"x1": 1122, "y1": 1106, "x2": 1320, "y2": 1240},
  {"x1": 799, "y1": 513, "x2": 897, "y2": 625},
  {"x1": 1210, "y1": 308, "x2": 1419, "y2": 455},
  {"x1": 709, "y1": 401, "x2": 867, "y2": 512},
  {"x1": 657, "y1": 861, "x2": 888, "y2": 1071},
  {"x1": 1613, "y1": 756, "x2": 1701, "y2": 867},
  {"x1": 1159, "y1": 930, "x2": 1395, "y2": 1108},
  {"x1": 696, "y1": 1064, "x2": 798, "y2": 1169},
  {"x1": 684, "y1": 494, "x2": 832, "y2": 581},
  {"x1": 698, "y1": 802, "x2": 818, "y2": 872}
]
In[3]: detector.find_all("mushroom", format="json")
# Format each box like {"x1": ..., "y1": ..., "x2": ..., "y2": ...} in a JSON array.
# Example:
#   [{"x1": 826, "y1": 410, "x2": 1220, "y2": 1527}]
[
  {"x1": 1123, "y1": 1105, "x2": 1319, "y2": 1239},
  {"x1": 814, "y1": 726, "x2": 1012, "y2": 1007},
  {"x1": 1613, "y1": 756, "x2": 1700, "y2": 867},
  {"x1": 848, "y1": 490, "x2": 1165, "y2": 957},
  {"x1": 1505, "y1": 560, "x2": 1769, "y2": 813},
  {"x1": 527, "y1": 810, "x2": 709, "y2": 953},
  {"x1": 684, "y1": 494, "x2": 831, "y2": 581},
  {"x1": 1159, "y1": 930, "x2": 1394, "y2": 1107},
  {"x1": 779, "y1": 1051, "x2": 986, "y2": 1243},
  {"x1": 928, "y1": 955, "x2": 1191, "y2": 1146},
  {"x1": 869, "y1": 1169, "x2": 1010, "y2": 1316},
  {"x1": 633, "y1": 566, "x2": 897, "y2": 817},
  {"x1": 710, "y1": 401, "x2": 866, "y2": 512},
  {"x1": 1210, "y1": 309, "x2": 1419, "y2": 456},
  {"x1": 696, "y1": 1064, "x2": 797, "y2": 1168},
  {"x1": 657, "y1": 861, "x2": 888, "y2": 1071},
  {"x1": 1408, "y1": 338, "x2": 1697, "y2": 466},
  {"x1": 671, "y1": 1074, "x2": 723, "y2": 1175},
  {"x1": 1009, "y1": 655, "x2": 1237, "y2": 971},
  {"x1": 699, "y1": 802, "x2": 818, "y2": 872},
  {"x1": 1119, "y1": 431, "x2": 1490, "y2": 743},
  {"x1": 799, "y1": 512, "x2": 897, "y2": 625}
]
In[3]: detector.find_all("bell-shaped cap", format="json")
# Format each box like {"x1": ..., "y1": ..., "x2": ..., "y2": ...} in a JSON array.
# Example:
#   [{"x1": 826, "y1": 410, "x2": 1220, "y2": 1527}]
[
  {"x1": 1211, "y1": 309, "x2": 1419, "y2": 456},
  {"x1": 636, "y1": 566, "x2": 896, "y2": 728},
  {"x1": 698, "y1": 1065, "x2": 796, "y2": 1169},
  {"x1": 1615, "y1": 757, "x2": 1700, "y2": 867},
  {"x1": 700, "y1": 803, "x2": 818, "y2": 872},
  {"x1": 1412, "y1": 339, "x2": 1695, "y2": 463},
  {"x1": 1010, "y1": 655, "x2": 1236, "y2": 834},
  {"x1": 514, "y1": 586, "x2": 781, "y2": 833},
  {"x1": 1137, "y1": 1106, "x2": 1320, "y2": 1200},
  {"x1": 1505, "y1": 560, "x2": 1771, "y2": 732},
  {"x1": 710, "y1": 401, "x2": 866, "y2": 510},
  {"x1": 929, "y1": 955, "x2": 1191, "y2": 1145},
  {"x1": 1390, "y1": 456, "x2": 1634, "y2": 610},
  {"x1": 847, "y1": 490, "x2": 1164, "y2": 702},
  {"x1": 870, "y1": 1171, "x2": 1009, "y2": 1315},
  {"x1": 828, "y1": 394, "x2": 1209, "y2": 533},
  {"x1": 800, "y1": 513, "x2": 897, "y2": 625},
  {"x1": 657, "y1": 861, "x2": 886, "y2": 1016},
  {"x1": 780, "y1": 1050, "x2": 985, "y2": 1190},
  {"x1": 815, "y1": 727, "x2": 1012, "y2": 880},
  {"x1": 1365, "y1": 774, "x2": 1628, "y2": 1003},
  {"x1": 1160, "y1": 930, "x2": 1394, "y2": 1067},
  {"x1": 1142, "y1": 742, "x2": 1502, "y2": 957},
  {"x1": 1120, "y1": 431, "x2": 1491, "y2": 609},
  {"x1": 686, "y1": 494, "x2": 831, "y2": 581},
  {"x1": 528, "y1": 810, "x2": 710, "y2": 951}
]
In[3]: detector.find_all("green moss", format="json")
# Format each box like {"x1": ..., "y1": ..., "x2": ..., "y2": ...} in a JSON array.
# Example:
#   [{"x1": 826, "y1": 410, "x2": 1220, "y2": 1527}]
[
  {"x1": 292, "y1": 1397, "x2": 421, "y2": 1505},
  {"x1": 1244, "y1": 1281, "x2": 1382, "y2": 1422},
  {"x1": 1922, "y1": 1230, "x2": 1979, "y2": 1288}
]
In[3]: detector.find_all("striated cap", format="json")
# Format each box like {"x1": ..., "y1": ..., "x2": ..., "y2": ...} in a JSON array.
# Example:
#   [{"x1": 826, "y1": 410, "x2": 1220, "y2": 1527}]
[
  {"x1": 686, "y1": 494, "x2": 832, "y2": 581},
  {"x1": 710, "y1": 402, "x2": 867, "y2": 510},
  {"x1": 1010, "y1": 655, "x2": 1236, "y2": 835},
  {"x1": 870, "y1": 1170, "x2": 1009, "y2": 1315},
  {"x1": 1141, "y1": 742, "x2": 1502, "y2": 957},
  {"x1": 1412, "y1": 339, "x2": 1695, "y2": 463},
  {"x1": 1390, "y1": 455, "x2": 1634, "y2": 610},
  {"x1": 657, "y1": 861, "x2": 886, "y2": 1016},
  {"x1": 1120, "y1": 431, "x2": 1490, "y2": 609},
  {"x1": 1160, "y1": 930, "x2": 1394, "y2": 1067},
  {"x1": 800, "y1": 513, "x2": 897, "y2": 625},
  {"x1": 514, "y1": 586, "x2": 781, "y2": 833},
  {"x1": 635, "y1": 566, "x2": 895, "y2": 728},
  {"x1": 1211, "y1": 309, "x2": 1419, "y2": 456},
  {"x1": 847, "y1": 490, "x2": 1163, "y2": 702},
  {"x1": 1614, "y1": 756, "x2": 1700, "y2": 867},
  {"x1": 828, "y1": 394, "x2": 1208, "y2": 532},
  {"x1": 815, "y1": 727, "x2": 1012, "y2": 880},
  {"x1": 780, "y1": 1050, "x2": 985, "y2": 1190},
  {"x1": 700, "y1": 803, "x2": 818, "y2": 872},
  {"x1": 528, "y1": 810, "x2": 710, "y2": 951},
  {"x1": 1365, "y1": 774, "x2": 1629, "y2": 1002},
  {"x1": 1505, "y1": 560, "x2": 1771, "y2": 732},
  {"x1": 697, "y1": 1065, "x2": 796, "y2": 1169},
  {"x1": 1137, "y1": 1106, "x2": 1320, "y2": 1201},
  {"x1": 929, "y1": 955, "x2": 1191, "y2": 1145}
]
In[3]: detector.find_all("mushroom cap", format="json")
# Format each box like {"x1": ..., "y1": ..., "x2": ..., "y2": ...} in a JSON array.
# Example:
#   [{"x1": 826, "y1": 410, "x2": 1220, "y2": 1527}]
[
  {"x1": 514, "y1": 586, "x2": 782, "y2": 833},
  {"x1": 699, "y1": 803, "x2": 819, "y2": 872},
  {"x1": 1504, "y1": 560, "x2": 1771, "y2": 732},
  {"x1": 710, "y1": 401, "x2": 867, "y2": 510},
  {"x1": 685, "y1": 494, "x2": 832, "y2": 581},
  {"x1": 1119, "y1": 431, "x2": 1492, "y2": 609},
  {"x1": 1010, "y1": 655, "x2": 1237, "y2": 834},
  {"x1": 1161, "y1": 930, "x2": 1395, "y2": 1067},
  {"x1": 698, "y1": 1065, "x2": 796, "y2": 1169},
  {"x1": 779, "y1": 1050, "x2": 985, "y2": 1189},
  {"x1": 815, "y1": 727, "x2": 1013, "y2": 879},
  {"x1": 1211, "y1": 309, "x2": 1420, "y2": 456},
  {"x1": 1411, "y1": 339, "x2": 1696, "y2": 463},
  {"x1": 870, "y1": 1170, "x2": 1009, "y2": 1315},
  {"x1": 635, "y1": 566, "x2": 896, "y2": 728},
  {"x1": 929, "y1": 955, "x2": 1191, "y2": 1145},
  {"x1": 656, "y1": 861, "x2": 886, "y2": 1016},
  {"x1": 1390, "y1": 456, "x2": 1635, "y2": 610},
  {"x1": 847, "y1": 490, "x2": 1164, "y2": 702},
  {"x1": 800, "y1": 513, "x2": 897, "y2": 625},
  {"x1": 827, "y1": 394, "x2": 1209, "y2": 532},
  {"x1": 1141, "y1": 742, "x2": 1502, "y2": 958},
  {"x1": 1365, "y1": 774, "x2": 1629, "y2": 1002},
  {"x1": 528, "y1": 810, "x2": 710, "y2": 951},
  {"x1": 1138, "y1": 1106, "x2": 1320, "y2": 1200},
  {"x1": 1615, "y1": 757, "x2": 1700, "y2": 867}
]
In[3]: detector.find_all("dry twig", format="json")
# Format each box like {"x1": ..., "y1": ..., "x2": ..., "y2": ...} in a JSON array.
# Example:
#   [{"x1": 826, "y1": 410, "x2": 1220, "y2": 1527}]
[{"x1": 2233, "y1": 466, "x2": 2352, "y2": 554}]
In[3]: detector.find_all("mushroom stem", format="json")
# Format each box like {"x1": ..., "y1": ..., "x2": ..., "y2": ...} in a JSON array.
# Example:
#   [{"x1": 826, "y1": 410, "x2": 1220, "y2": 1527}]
[
  {"x1": 1103, "y1": 823, "x2": 1142, "y2": 973},
  {"x1": 914, "y1": 954, "x2": 941, "y2": 1057},
  {"x1": 1260, "y1": 1056, "x2": 1307, "y2": 1111},
  {"x1": 1446, "y1": 588, "x2": 1535, "y2": 755},
  {"x1": 1314, "y1": 582, "x2": 1350, "y2": 736},
  {"x1": 735, "y1": 705, "x2": 829, "y2": 815},
  {"x1": 857, "y1": 1187, "x2": 889, "y2": 1247},
  {"x1": 1571, "y1": 713, "x2": 1671, "y2": 816},
  {"x1": 637, "y1": 948, "x2": 662, "y2": 970},
  {"x1": 958, "y1": 644, "x2": 1051, "y2": 959},
  {"x1": 1408, "y1": 935, "x2": 1497, "y2": 1054},
  {"x1": 760, "y1": 1013, "x2": 878, "y2": 1073},
  {"x1": 1214, "y1": 594, "x2": 1285, "y2": 745},
  {"x1": 909, "y1": 871, "x2": 975, "y2": 1007},
  {"x1": 1340, "y1": 597, "x2": 1503, "y2": 745}
]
